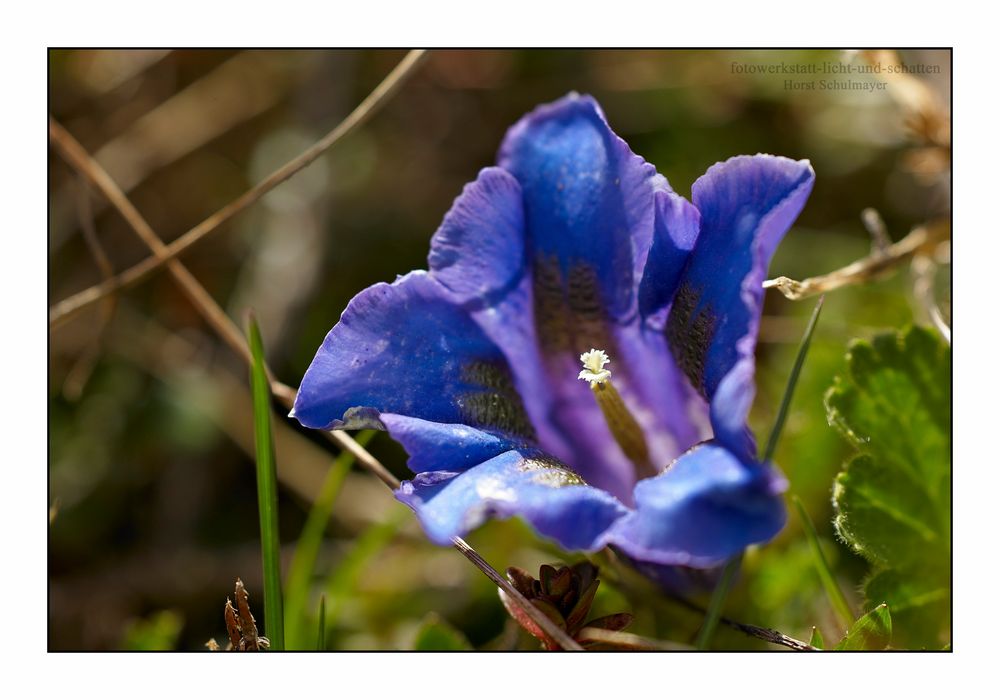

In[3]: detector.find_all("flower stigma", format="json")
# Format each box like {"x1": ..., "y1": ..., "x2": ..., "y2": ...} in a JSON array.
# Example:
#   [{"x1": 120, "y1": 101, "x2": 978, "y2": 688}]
[
  {"x1": 578, "y1": 348, "x2": 612, "y2": 387},
  {"x1": 577, "y1": 349, "x2": 657, "y2": 481}
]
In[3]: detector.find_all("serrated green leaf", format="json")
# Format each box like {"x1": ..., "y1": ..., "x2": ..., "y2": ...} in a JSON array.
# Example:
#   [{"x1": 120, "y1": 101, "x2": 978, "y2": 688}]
[
  {"x1": 864, "y1": 567, "x2": 950, "y2": 649},
  {"x1": 832, "y1": 455, "x2": 944, "y2": 568},
  {"x1": 412, "y1": 613, "x2": 473, "y2": 651},
  {"x1": 826, "y1": 326, "x2": 950, "y2": 648},
  {"x1": 835, "y1": 604, "x2": 892, "y2": 650},
  {"x1": 793, "y1": 495, "x2": 854, "y2": 628},
  {"x1": 809, "y1": 626, "x2": 825, "y2": 650}
]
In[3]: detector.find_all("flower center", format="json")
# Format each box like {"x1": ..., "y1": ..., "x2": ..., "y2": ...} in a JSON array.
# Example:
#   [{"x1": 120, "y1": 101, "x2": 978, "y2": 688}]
[{"x1": 578, "y1": 349, "x2": 657, "y2": 481}]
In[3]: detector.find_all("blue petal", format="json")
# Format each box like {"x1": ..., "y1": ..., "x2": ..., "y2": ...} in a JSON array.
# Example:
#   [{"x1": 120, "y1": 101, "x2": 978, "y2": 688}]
[
  {"x1": 428, "y1": 167, "x2": 526, "y2": 311},
  {"x1": 292, "y1": 271, "x2": 535, "y2": 445},
  {"x1": 488, "y1": 94, "x2": 708, "y2": 499},
  {"x1": 638, "y1": 190, "x2": 701, "y2": 327},
  {"x1": 666, "y1": 155, "x2": 814, "y2": 458},
  {"x1": 379, "y1": 414, "x2": 516, "y2": 474},
  {"x1": 396, "y1": 449, "x2": 629, "y2": 550},
  {"x1": 606, "y1": 443, "x2": 787, "y2": 568},
  {"x1": 497, "y1": 92, "x2": 669, "y2": 320}
]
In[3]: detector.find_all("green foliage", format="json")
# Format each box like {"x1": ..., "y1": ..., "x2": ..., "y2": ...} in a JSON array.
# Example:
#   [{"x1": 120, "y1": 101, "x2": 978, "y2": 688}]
[
  {"x1": 826, "y1": 326, "x2": 950, "y2": 648},
  {"x1": 317, "y1": 596, "x2": 326, "y2": 651},
  {"x1": 762, "y1": 296, "x2": 824, "y2": 463},
  {"x1": 412, "y1": 613, "x2": 474, "y2": 650},
  {"x1": 834, "y1": 604, "x2": 892, "y2": 651},
  {"x1": 247, "y1": 313, "x2": 285, "y2": 650},
  {"x1": 695, "y1": 554, "x2": 742, "y2": 650},
  {"x1": 322, "y1": 507, "x2": 408, "y2": 641},
  {"x1": 809, "y1": 626, "x2": 825, "y2": 650},
  {"x1": 121, "y1": 610, "x2": 184, "y2": 651},
  {"x1": 792, "y1": 495, "x2": 854, "y2": 628},
  {"x1": 284, "y1": 431, "x2": 375, "y2": 649}
]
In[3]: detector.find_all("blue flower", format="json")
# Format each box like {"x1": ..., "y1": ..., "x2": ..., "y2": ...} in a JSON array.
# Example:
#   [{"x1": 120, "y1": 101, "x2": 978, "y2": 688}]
[{"x1": 293, "y1": 94, "x2": 814, "y2": 569}]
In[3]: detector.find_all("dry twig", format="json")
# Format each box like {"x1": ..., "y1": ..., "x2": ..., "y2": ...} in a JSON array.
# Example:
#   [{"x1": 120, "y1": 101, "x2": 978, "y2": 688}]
[
  {"x1": 49, "y1": 49, "x2": 428, "y2": 329},
  {"x1": 667, "y1": 593, "x2": 817, "y2": 651},
  {"x1": 50, "y1": 54, "x2": 580, "y2": 648},
  {"x1": 61, "y1": 176, "x2": 118, "y2": 400},
  {"x1": 911, "y1": 241, "x2": 951, "y2": 344},
  {"x1": 49, "y1": 117, "x2": 254, "y2": 369},
  {"x1": 764, "y1": 219, "x2": 950, "y2": 301}
]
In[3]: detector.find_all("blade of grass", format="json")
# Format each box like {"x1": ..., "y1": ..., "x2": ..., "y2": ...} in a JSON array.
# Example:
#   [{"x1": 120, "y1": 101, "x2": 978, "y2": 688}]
[
  {"x1": 322, "y1": 508, "x2": 407, "y2": 640},
  {"x1": 317, "y1": 595, "x2": 326, "y2": 651},
  {"x1": 694, "y1": 553, "x2": 743, "y2": 650},
  {"x1": 761, "y1": 295, "x2": 825, "y2": 463},
  {"x1": 792, "y1": 495, "x2": 855, "y2": 628},
  {"x1": 284, "y1": 431, "x2": 375, "y2": 648},
  {"x1": 246, "y1": 312, "x2": 284, "y2": 650}
]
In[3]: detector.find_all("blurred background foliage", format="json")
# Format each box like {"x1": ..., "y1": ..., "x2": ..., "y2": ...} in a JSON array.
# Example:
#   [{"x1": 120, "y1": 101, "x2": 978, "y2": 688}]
[{"x1": 48, "y1": 49, "x2": 950, "y2": 650}]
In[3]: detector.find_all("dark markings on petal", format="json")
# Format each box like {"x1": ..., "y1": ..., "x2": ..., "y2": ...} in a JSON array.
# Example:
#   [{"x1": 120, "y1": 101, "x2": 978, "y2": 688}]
[
  {"x1": 458, "y1": 361, "x2": 537, "y2": 440},
  {"x1": 666, "y1": 283, "x2": 716, "y2": 396},
  {"x1": 532, "y1": 253, "x2": 572, "y2": 353},
  {"x1": 532, "y1": 254, "x2": 614, "y2": 355},
  {"x1": 518, "y1": 454, "x2": 587, "y2": 487},
  {"x1": 567, "y1": 261, "x2": 614, "y2": 351}
]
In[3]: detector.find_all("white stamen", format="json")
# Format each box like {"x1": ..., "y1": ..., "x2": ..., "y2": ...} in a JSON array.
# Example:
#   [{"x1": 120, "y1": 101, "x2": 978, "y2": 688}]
[{"x1": 578, "y1": 348, "x2": 612, "y2": 388}]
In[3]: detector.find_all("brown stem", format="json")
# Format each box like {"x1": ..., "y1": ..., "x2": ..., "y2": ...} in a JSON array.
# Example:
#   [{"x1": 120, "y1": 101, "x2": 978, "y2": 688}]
[
  {"x1": 764, "y1": 220, "x2": 949, "y2": 301},
  {"x1": 667, "y1": 593, "x2": 817, "y2": 651},
  {"x1": 51, "y1": 85, "x2": 578, "y2": 648},
  {"x1": 49, "y1": 49, "x2": 428, "y2": 329}
]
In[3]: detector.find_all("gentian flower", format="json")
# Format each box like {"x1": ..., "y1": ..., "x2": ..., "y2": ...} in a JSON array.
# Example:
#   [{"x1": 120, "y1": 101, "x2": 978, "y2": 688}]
[{"x1": 292, "y1": 94, "x2": 814, "y2": 570}]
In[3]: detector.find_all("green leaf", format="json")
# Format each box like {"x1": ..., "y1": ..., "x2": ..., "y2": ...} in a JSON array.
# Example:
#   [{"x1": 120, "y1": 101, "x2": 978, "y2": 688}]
[
  {"x1": 246, "y1": 313, "x2": 284, "y2": 650},
  {"x1": 762, "y1": 295, "x2": 824, "y2": 463},
  {"x1": 792, "y1": 495, "x2": 854, "y2": 628},
  {"x1": 695, "y1": 553, "x2": 742, "y2": 650},
  {"x1": 317, "y1": 595, "x2": 326, "y2": 651},
  {"x1": 826, "y1": 326, "x2": 950, "y2": 648},
  {"x1": 809, "y1": 626, "x2": 825, "y2": 650},
  {"x1": 413, "y1": 613, "x2": 473, "y2": 651},
  {"x1": 283, "y1": 430, "x2": 375, "y2": 649},
  {"x1": 322, "y1": 507, "x2": 407, "y2": 640},
  {"x1": 835, "y1": 604, "x2": 892, "y2": 650},
  {"x1": 864, "y1": 567, "x2": 950, "y2": 648}
]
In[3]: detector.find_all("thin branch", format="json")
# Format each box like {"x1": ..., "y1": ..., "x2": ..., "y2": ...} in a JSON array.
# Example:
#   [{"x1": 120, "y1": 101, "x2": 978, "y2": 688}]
[
  {"x1": 911, "y1": 245, "x2": 951, "y2": 345},
  {"x1": 668, "y1": 593, "x2": 817, "y2": 651},
  {"x1": 50, "y1": 49, "x2": 428, "y2": 329},
  {"x1": 573, "y1": 627, "x2": 691, "y2": 651},
  {"x1": 763, "y1": 219, "x2": 949, "y2": 301},
  {"x1": 61, "y1": 175, "x2": 117, "y2": 400},
  {"x1": 49, "y1": 117, "x2": 253, "y2": 370},
  {"x1": 50, "y1": 118, "x2": 397, "y2": 460},
  {"x1": 451, "y1": 537, "x2": 583, "y2": 651},
  {"x1": 50, "y1": 102, "x2": 577, "y2": 651}
]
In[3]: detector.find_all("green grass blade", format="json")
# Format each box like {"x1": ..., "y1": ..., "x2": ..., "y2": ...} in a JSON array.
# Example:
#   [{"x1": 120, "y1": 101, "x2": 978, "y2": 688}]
[
  {"x1": 695, "y1": 553, "x2": 742, "y2": 650},
  {"x1": 762, "y1": 296, "x2": 825, "y2": 463},
  {"x1": 317, "y1": 595, "x2": 326, "y2": 651},
  {"x1": 246, "y1": 312, "x2": 284, "y2": 650},
  {"x1": 793, "y1": 494, "x2": 855, "y2": 628},
  {"x1": 322, "y1": 508, "x2": 407, "y2": 640},
  {"x1": 284, "y1": 430, "x2": 375, "y2": 648}
]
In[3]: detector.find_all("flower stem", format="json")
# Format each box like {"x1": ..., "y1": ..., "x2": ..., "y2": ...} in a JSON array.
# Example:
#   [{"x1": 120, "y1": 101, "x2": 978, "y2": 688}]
[{"x1": 695, "y1": 553, "x2": 742, "y2": 650}]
